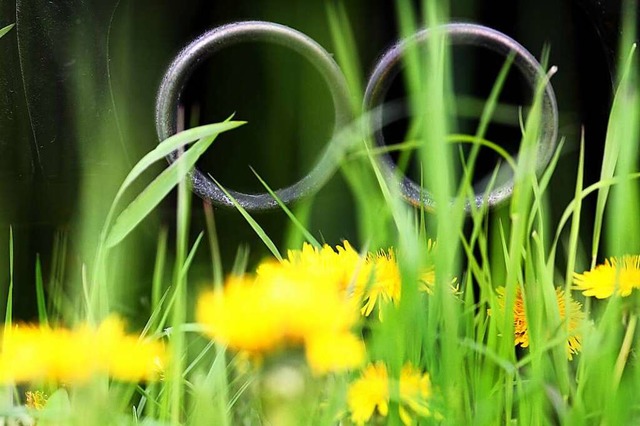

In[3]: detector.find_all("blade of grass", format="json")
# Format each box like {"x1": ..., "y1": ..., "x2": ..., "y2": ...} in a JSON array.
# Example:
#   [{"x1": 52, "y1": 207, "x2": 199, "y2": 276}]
[
  {"x1": 0, "y1": 23, "x2": 14, "y2": 39},
  {"x1": 251, "y1": 167, "x2": 321, "y2": 248},
  {"x1": 351, "y1": 135, "x2": 517, "y2": 171},
  {"x1": 183, "y1": 341, "x2": 214, "y2": 378},
  {"x1": 179, "y1": 232, "x2": 204, "y2": 281},
  {"x1": 605, "y1": 42, "x2": 639, "y2": 256},
  {"x1": 81, "y1": 264, "x2": 93, "y2": 322},
  {"x1": 326, "y1": 2, "x2": 363, "y2": 112},
  {"x1": 5, "y1": 227, "x2": 13, "y2": 327},
  {"x1": 231, "y1": 245, "x2": 250, "y2": 276},
  {"x1": 537, "y1": 138, "x2": 564, "y2": 197},
  {"x1": 106, "y1": 123, "x2": 244, "y2": 248},
  {"x1": 153, "y1": 232, "x2": 204, "y2": 336},
  {"x1": 168, "y1": 132, "x2": 192, "y2": 425},
  {"x1": 550, "y1": 172, "x2": 640, "y2": 259},
  {"x1": 203, "y1": 202, "x2": 223, "y2": 287},
  {"x1": 112, "y1": 119, "x2": 240, "y2": 214},
  {"x1": 458, "y1": 52, "x2": 515, "y2": 214},
  {"x1": 151, "y1": 228, "x2": 168, "y2": 317},
  {"x1": 205, "y1": 345, "x2": 232, "y2": 426},
  {"x1": 591, "y1": 45, "x2": 637, "y2": 265},
  {"x1": 527, "y1": 138, "x2": 565, "y2": 240},
  {"x1": 103, "y1": 120, "x2": 245, "y2": 247},
  {"x1": 564, "y1": 133, "x2": 585, "y2": 287},
  {"x1": 35, "y1": 254, "x2": 48, "y2": 325},
  {"x1": 48, "y1": 230, "x2": 68, "y2": 321},
  {"x1": 395, "y1": 0, "x2": 423, "y2": 111},
  {"x1": 142, "y1": 288, "x2": 170, "y2": 339},
  {"x1": 612, "y1": 315, "x2": 637, "y2": 390},
  {"x1": 210, "y1": 177, "x2": 282, "y2": 261},
  {"x1": 283, "y1": 197, "x2": 316, "y2": 251}
]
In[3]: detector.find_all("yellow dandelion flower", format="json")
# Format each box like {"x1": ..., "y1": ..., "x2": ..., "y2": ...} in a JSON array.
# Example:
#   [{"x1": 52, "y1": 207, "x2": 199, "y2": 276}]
[
  {"x1": 263, "y1": 268, "x2": 358, "y2": 342},
  {"x1": 348, "y1": 362, "x2": 434, "y2": 425},
  {"x1": 555, "y1": 288, "x2": 586, "y2": 359},
  {"x1": 398, "y1": 363, "x2": 433, "y2": 425},
  {"x1": 258, "y1": 241, "x2": 371, "y2": 294},
  {"x1": 359, "y1": 249, "x2": 402, "y2": 317},
  {"x1": 95, "y1": 317, "x2": 167, "y2": 382},
  {"x1": 493, "y1": 287, "x2": 585, "y2": 359},
  {"x1": 305, "y1": 332, "x2": 365, "y2": 375},
  {"x1": 574, "y1": 255, "x2": 640, "y2": 298},
  {"x1": 197, "y1": 272, "x2": 358, "y2": 353},
  {"x1": 420, "y1": 239, "x2": 438, "y2": 293},
  {"x1": 0, "y1": 316, "x2": 166, "y2": 384},
  {"x1": 419, "y1": 266, "x2": 437, "y2": 294},
  {"x1": 419, "y1": 268, "x2": 460, "y2": 295},
  {"x1": 25, "y1": 390, "x2": 48, "y2": 410},
  {"x1": 494, "y1": 287, "x2": 529, "y2": 348},
  {"x1": 197, "y1": 250, "x2": 362, "y2": 374},
  {"x1": 197, "y1": 276, "x2": 286, "y2": 353},
  {"x1": 347, "y1": 362, "x2": 389, "y2": 425},
  {"x1": 418, "y1": 239, "x2": 459, "y2": 295},
  {"x1": 0, "y1": 324, "x2": 95, "y2": 383}
]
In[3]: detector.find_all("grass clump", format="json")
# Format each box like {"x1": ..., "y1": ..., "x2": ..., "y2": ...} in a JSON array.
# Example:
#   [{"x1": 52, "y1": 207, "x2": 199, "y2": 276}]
[{"x1": 1, "y1": 1, "x2": 639, "y2": 425}]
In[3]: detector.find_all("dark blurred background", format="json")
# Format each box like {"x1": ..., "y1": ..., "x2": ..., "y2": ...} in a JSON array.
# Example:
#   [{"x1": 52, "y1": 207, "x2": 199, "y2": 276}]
[{"x1": 0, "y1": 0, "x2": 634, "y2": 320}]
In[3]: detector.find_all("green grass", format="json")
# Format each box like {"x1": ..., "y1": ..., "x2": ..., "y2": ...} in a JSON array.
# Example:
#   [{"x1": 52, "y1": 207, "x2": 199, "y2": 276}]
[{"x1": 1, "y1": 1, "x2": 640, "y2": 425}]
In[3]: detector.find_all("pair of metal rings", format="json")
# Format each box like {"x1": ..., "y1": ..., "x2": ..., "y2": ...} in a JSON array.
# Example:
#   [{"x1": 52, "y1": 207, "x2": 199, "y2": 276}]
[{"x1": 155, "y1": 20, "x2": 558, "y2": 211}]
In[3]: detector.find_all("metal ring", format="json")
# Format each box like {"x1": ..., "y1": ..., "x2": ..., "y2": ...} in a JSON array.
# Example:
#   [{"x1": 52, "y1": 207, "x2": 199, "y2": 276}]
[
  {"x1": 156, "y1": 21, "x2": 352, "y2": 210},
  {"x1": 364, "y1": 23, "x2": 559, "y2": 210}
]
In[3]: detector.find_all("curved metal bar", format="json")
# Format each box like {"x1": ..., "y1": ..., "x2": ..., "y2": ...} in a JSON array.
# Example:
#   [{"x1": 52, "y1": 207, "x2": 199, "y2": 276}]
[
  {"x1": 155, "y1": 21, "x2": 353, "y2": 210},
  {"x1": 363, "y1": 23, "x2": 559, "y2": 210}
]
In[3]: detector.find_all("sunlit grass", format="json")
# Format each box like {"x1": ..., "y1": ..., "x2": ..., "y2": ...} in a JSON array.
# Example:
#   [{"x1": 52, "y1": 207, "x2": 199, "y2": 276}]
[{"x1": 1, "y1": 1, "x2": 639, "y2": 424}]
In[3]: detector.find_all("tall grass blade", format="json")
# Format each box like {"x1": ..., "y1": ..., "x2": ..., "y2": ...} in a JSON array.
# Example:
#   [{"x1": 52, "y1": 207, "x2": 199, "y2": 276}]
[
  {"x1": 151, "y1": 228, "x2": 168, "y2": 317},
  {"x1": 210, "y1": 177, "x2": 282, "y2": 261},
  {"x1": 103, "y1": 120, "x2": 244, "y2": 247},
  {"x1": 231, "y1": 245, "x2": 250, "y2": 276},
  {"x1": 168, "y1": 135, "x2": 192, "y2": 425},
  {"x1": 5, "y1": 227, "x2": 13, "y2": 326},
  {"x1": 106, "y1": 121, "x2": 245, "y2": 248},
  {"x1": 153, "y1": 232, "x2": 203, "y2": 336},
  {"x1": 203, "y1": 202, "x2": 223, "y2": 287},
  {"x1": 564, "y1": 133, "x2": 585, "y2": 286},
  {"x1": 326, "y1": 2, "x2": 363, "y2": 111},
  {"x1": 114, "y1": 120, "x2": 240, "y2": 209},
  {"x1": 458, "y1": 53, "x2": 515, "y2": 211},
  {"x1": 606, "y1": 43, "x2": 639, "y2": 256},
  {"x1": 179, "y1": 232, "x2": 204, "y2": 281},
  {"x1": 552, "y1": 172, "x2": 640, "y2": 254},
  {"x1": 591, "y1": 45, "x2": 637, "y2": 264},
  {"x1": 251, "y1": 168, "x2": 320, "y2": 248},
  {"x1": 35, "y1": 254, "x2": 48, "y2": 325},
  {"x1": 0, "y1": 23, "x2": 14, "y2": 39}
]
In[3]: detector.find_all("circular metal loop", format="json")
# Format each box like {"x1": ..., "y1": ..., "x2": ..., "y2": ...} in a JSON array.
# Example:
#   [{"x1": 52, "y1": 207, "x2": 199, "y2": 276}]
[
  {"x1": 363, "y1": 22, "x2": 559, "y2": 210},
  {"x1": 155, "y1": 21, "x2": 353, "y2": 210}
]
